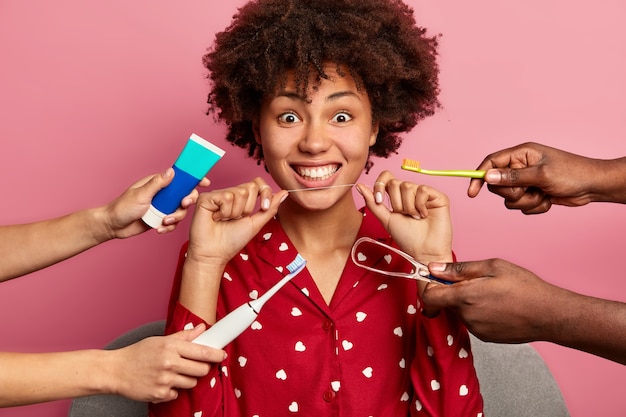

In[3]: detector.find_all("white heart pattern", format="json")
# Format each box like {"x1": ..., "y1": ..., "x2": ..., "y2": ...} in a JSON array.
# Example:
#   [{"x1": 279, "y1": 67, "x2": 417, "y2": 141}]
[
  {"x1": 342, "y1": 340, "x2": 353, "y2": 351},
  {"x1": 291, "y1": 307, "x2": 302, "y2": 317},
  {"x1": 401, "y1": 392, "x2": 410, "y2": 401},
  {"x1": 276, "y1": 369, "x2": 287, "y2": 380},
  {"x1": 251, "y1": 321, "x2": 262, "y2": 330},
  {"x1": 238, "y1": 356, "x2": 247, "y2": 367},
  {"x1": 249, "y1": 290, "x2": 259, "y2": 300},
  {"x1": 459, "y1": 348, "x2": 469, "y2": 359},
  {"x1": 384, "y1": 254, "x2": 392, "y2": 264},
  {"x1": 407, "y1": 304, "x2": 417, "y2": 314},
  {"x1": 399, "y1": 358, "x2": 406, "y2": 369},
  {"x1": 362, "y1": 367, "x2": 373, "y2": 378},
  {"x1": 357, "y1": 252, "x2": 367, "y2": 262},
  {"x1": 210, "y1": 377, "x2": 216, "y2": 388},
  {"x1": 288, "y1": 402, "x2": 298, "y2": 412},
  {"x1": 415, "y1": 400, "x2": 423, "y2": 411},
  {"x1": 447, "y1": 335, "x2": 454, "y2": 346},
  {"x1": 393, "y1": 327, "x2": 403, "y2": 337},
  {"x1": 356, "y1": 312, "x2": 367, "y2": 322},
  {"x1": 431, "y1": 380, "x2": 441, "y2": 391},
  {"x1": 194, "y1": 411, "x2": 203, "y2": 417},
  {"x1": 459, "y1": 384, "x2": 469, "y2": 396},
  {"x1": 184, "y1": 322, "x2": 194, "y2": 330},
  {"x1": 377, "y1": 283, "x2": 388, "y2": 290},
  {"x1": 295, "y1": 341, "x2": 306, "y2": 352},
  {"x1": 279, "y1": 242, "x2": 289, "y2": 251},
  {"x1": 240, "y1": 253, "x2": 249, "y2": 261},
  {"x1": 223, "y1": 272, "x2": 232, "y2": 281},
  {"x1": 263, "y1": 232, "x2": 272, "y2": 240},
  {"x1": 234, "y1": 388, "x2": 241, "y2": 398},
  {"x1": 331, "y1": 381, "x2": 341, "y2": 392}
]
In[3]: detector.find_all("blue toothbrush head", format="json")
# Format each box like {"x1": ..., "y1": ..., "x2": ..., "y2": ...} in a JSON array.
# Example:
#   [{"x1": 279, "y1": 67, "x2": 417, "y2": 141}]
[{"x1": 286, "y1": 254, "x2": 306, "y2": 274}]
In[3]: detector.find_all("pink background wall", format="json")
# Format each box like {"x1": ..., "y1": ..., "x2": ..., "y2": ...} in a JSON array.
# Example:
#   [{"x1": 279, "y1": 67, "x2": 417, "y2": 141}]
[{"x1": 1, "y1": 1, "x2": 624, "y2": 416}]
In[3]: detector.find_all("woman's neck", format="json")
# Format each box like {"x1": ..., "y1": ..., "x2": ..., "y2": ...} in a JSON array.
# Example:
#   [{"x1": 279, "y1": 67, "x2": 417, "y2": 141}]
[{"x1": 277, "y1": 194, "x2": 362, "y2": 254}]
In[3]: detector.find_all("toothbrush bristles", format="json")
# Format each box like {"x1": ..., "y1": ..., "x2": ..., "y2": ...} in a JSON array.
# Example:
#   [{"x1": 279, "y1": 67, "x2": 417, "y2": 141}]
[
  {"x1": 401, "y1": 158, "x2": 421, "y2": 169},
  {"x1": 286, "y1": 254, "x2": 306, "y2": 274}
]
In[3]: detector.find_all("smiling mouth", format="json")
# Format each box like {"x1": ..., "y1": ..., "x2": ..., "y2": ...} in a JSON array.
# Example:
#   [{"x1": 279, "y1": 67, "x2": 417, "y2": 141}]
[{"x1": 293, "y1": 164, "x2": 340, "y2": 181}]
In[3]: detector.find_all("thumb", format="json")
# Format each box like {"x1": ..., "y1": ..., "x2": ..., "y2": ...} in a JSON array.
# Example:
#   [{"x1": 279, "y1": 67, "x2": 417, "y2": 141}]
[
  {"x1": 249, "y1": 190, "x2": 289, "y2": 232},
  {"x1": 356, "y1": 184, "x2": 392, "y2": 226},
  {"x1": 177, "y1": 322, "x2": 207, "y2": 341},
  {"x1": 137, "y1": 168, "x2": 176, "y2": 199},
  {"x1": 484, "y1": 166, "x2": 540, "y2": 188}
]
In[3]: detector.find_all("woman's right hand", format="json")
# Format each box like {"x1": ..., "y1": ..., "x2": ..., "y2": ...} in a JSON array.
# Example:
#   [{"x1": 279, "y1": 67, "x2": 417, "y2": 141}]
[{"x1": 186, "y1": 178, "x2": 288, "y2": 267}]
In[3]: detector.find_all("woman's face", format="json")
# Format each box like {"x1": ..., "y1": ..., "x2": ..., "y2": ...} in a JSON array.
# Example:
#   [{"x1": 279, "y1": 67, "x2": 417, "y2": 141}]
[{"x1": 254, "y1": 65, "x2": 378, "y2": 210}]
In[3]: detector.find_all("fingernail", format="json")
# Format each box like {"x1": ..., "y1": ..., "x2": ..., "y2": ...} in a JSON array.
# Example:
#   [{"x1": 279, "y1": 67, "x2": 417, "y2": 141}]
[
  {"x1": 279, "y1": 193, "x2": 289, "y2": 203},
  {"x1": 262, "y1": 198, "x2": 270, "y2": 210},
  {"x1": 485, "y1": 169, "x2": 502, "y2": 183},
  {"x1": 429, "y1": 262, "x2": 446, "y2": 272},
  {"x1": 375, "y1": 192, "x2": 383, "y2": 204}
]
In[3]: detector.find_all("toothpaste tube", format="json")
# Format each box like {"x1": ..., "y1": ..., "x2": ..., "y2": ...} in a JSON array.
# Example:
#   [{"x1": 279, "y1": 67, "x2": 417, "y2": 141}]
[{"x1": 142, "y1": 133, "x2": 225, "y2": 228}]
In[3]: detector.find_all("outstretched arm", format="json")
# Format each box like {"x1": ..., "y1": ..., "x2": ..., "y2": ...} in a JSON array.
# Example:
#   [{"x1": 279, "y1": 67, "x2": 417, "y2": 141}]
[
  {"x1": 0, "y1": 324, "x2": 226, "y2": 407},
  {"x1": 0, "y1": 169, "x2": 207, "y2": 282},
  {"x1": 422, "y1": 259, "x2": 626, "y2": 365},
  {"x1": 468, "y1": 142, "x2": 626, "y2": 214}
]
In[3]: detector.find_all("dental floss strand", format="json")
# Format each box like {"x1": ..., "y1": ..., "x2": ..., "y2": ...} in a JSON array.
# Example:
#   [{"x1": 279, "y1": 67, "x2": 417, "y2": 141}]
[{"x1": 286, "y1": 183, "x2": 356, "y2": 192}]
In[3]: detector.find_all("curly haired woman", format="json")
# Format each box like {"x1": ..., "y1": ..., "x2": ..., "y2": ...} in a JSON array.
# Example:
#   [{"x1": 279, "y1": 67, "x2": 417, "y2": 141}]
[{"x1": 150, "y1": 1, "x2": 484, "y2": 416}]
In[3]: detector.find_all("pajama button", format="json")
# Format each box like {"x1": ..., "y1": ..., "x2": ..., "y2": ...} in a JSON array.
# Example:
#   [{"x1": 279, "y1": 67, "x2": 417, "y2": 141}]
[
  {"x1": 323, "y1": 390, "x2": 336, "y2": 402},
  {"x1": 322, "y1": 320, "x2": 333, "y2": 332}
]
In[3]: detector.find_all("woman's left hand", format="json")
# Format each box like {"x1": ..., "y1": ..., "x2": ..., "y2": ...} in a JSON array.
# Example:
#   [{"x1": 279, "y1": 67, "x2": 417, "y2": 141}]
[{"x1": 357, "y1": 170, "x2": 452, "y2": 264}]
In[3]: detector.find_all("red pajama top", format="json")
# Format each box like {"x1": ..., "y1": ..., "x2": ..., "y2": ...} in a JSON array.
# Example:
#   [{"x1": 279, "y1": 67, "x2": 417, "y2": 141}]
[{"x1": 150, "y1": 208, "x2": 483, "y2": 417}]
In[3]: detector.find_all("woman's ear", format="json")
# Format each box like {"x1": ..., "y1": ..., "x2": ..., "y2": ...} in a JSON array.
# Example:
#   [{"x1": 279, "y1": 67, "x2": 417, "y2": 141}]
[
  {"x1": 369, "y1": 120, "x2": 379, "y2": 147},
  {"x1": 252, "y1": 117, "x2": 262, "y2": 145}
]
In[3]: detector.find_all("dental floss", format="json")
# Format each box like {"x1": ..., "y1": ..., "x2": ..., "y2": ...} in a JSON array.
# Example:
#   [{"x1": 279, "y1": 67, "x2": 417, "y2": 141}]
[
  {"x1": 142, "y1": 133, "x2": 225, "y2": 228},
  {"x1": 286, "y1": 183, "x2": 356, "y2": 192}
]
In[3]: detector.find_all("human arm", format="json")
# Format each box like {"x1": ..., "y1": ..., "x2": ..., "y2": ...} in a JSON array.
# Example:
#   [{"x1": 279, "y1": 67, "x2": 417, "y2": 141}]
[
  {"x1": 0, "y1": 324, "x2": 229, "y2": 407},
  {"x1": 0, "y1": 169, "x2": 208, "y2": 282},
  {"x1": 178, "y1": 179, "x2": 288, "y2": 324},
  {"x1": 467, "y1": 142, "x2": 626, "y2": 214},
  {"x1": 421, "y1": 259, "x2": 626, "y2": 365}
]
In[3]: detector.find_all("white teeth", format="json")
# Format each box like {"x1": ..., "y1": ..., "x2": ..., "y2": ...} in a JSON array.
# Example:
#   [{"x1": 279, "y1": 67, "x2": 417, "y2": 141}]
[{"x1": 297, "y1": 165, "x2": 338, "y2": 180}]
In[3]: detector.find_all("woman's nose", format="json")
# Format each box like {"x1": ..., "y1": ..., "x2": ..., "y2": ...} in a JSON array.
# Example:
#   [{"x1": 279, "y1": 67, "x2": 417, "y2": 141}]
[{"x1": 298, "y1": 121, "x2": 332, "y2": 154}]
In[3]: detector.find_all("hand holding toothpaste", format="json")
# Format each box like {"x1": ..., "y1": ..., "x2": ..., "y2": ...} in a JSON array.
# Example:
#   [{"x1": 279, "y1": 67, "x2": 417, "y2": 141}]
[
  {"x1": 142, "y1": 134, "x2": 225, "y2": 228},
  {"x1": 104, "y1": 168, "x2": 211, "y2": 237}
]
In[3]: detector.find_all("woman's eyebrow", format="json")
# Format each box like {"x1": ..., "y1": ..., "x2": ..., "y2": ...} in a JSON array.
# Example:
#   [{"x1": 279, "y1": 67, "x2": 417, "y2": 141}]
[
  {"x1": 273, "y1": 90, "x2": 361, "y2": 102},
  {"x1": 326, "y1": 91, "x2": 361, "y2": 102}
]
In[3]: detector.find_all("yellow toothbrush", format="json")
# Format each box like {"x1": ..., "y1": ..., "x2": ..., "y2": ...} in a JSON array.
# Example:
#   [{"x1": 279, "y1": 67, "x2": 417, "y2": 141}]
[{"x1": 401, "y1": 158, "x2": 485, "y2": 179}]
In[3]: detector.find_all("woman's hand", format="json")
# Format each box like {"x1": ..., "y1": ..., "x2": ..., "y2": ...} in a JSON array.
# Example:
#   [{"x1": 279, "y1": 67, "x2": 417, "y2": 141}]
[
  {"x1": 185, "y1": 178, "x2": 288, "y2": 267},
  {"x1": 357, "y1": 170, "x2": 452, "y2": 264}
]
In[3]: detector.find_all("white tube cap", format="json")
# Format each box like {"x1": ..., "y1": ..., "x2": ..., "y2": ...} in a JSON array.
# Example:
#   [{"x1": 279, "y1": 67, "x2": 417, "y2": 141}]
[{"x1": 142, "y1": 205, "x2": 167, "y2": 229}]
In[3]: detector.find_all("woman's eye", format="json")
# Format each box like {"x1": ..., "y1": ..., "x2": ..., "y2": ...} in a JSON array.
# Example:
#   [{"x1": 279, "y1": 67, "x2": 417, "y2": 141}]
[
  {"x1": 278, "y1": 112, "x2": 301, "y2": 124},
  {"x1": 332, "y1": 112, "x2": 352, "y2": 123}
]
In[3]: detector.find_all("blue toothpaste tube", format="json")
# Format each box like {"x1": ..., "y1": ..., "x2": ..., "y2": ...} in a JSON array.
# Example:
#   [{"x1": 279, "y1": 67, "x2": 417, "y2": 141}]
[{"x1": 142, "y1": 133, "x2": 225, "y2": 228}]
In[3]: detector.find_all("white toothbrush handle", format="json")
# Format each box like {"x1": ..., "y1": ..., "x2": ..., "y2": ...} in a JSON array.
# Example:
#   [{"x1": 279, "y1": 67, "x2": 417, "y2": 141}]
[{"x1": 192, "y1": 302, "x2": 258, "y2": 349}]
